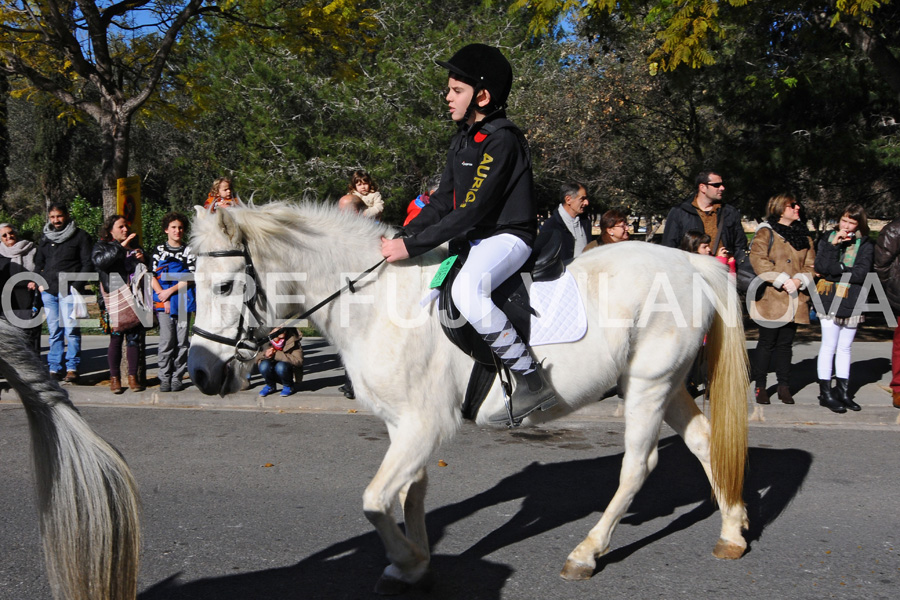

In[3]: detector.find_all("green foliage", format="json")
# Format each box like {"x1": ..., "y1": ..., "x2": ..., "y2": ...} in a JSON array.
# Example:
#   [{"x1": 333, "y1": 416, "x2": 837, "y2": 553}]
[{"x1": 69, "y1": 196, "x2": 104, "y2": 241}]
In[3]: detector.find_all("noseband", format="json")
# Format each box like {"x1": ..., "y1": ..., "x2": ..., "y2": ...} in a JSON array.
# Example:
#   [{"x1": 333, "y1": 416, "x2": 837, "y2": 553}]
[{"x1": 192, "y1": 245, "x2": 385, "y2": 363}]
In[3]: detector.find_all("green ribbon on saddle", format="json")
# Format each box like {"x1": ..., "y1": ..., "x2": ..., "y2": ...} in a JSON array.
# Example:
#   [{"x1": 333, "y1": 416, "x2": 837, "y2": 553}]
[
  {"x1": 430, "y1": 255, "x2": 459, "y2": 289},
  {"x1": 816, "y1": 232, "x2": 860, "y2": 299}
]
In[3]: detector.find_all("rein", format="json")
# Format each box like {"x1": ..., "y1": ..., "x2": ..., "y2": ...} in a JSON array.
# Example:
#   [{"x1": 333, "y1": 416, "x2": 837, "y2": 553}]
[{"x1": 193, "y1": 244, "x2": 385, "y2": 362}]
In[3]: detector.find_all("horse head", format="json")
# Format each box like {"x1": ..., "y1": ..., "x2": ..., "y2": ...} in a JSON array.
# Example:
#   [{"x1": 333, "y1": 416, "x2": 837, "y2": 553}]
[{"x1": 187, "y1": 205, "x2": 262, "y2": 396}]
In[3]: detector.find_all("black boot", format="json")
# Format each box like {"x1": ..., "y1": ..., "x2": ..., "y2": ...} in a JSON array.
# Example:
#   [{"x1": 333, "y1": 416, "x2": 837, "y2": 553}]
[
  {"x1": 818, "y1": 379, "x2": 846, "y2": 413},
  {"x1": 834, "y1": 378, "x2": 860, "y2": 411},
  {"x1": 489, "y1": 363, "x2": 558, "y2": 424}
]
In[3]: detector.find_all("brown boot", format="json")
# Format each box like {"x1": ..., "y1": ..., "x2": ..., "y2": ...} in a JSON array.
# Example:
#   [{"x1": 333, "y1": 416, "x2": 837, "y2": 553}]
[
  {"x1": 777, "y1": 384, "x2": 794, "y2": 405},
  {"x1": 128, "y1": 375, "x2": 144, "y2": 392},
  {"x1": 109, "y1": 376, "x2": 124, "y2": 395},
  {"x1": 893, "y1": 391, "x2": 900, "y2": 409},
  {"x1": 755, "y1": 386, "x2": 770, "y2": 405}
]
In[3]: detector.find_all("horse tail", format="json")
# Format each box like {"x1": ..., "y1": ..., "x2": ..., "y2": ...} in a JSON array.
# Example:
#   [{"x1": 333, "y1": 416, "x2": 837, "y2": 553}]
[
  {"x1": 0, "y1": 324, "x2": 140, "y2": 600},
  {"x1": 691, "y1": 257, "x2": 749, "y2": 509}
]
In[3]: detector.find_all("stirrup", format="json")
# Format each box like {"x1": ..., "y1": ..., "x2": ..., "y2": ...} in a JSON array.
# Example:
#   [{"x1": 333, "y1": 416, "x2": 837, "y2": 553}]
[{"x1": 489, "y1": 364, "x2": 558, "y2": 426}]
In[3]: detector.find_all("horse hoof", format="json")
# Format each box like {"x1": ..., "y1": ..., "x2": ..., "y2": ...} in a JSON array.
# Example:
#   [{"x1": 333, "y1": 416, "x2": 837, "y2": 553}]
[
  {"x1": 374, "y1": 570, "x2": 434, "y2": 596},
  {"x1": 560, "y1": 560, "x2": 594, "y2": 581},
  {"x1": 712, "y1": 538, "x2": 746, "y2": 560}
]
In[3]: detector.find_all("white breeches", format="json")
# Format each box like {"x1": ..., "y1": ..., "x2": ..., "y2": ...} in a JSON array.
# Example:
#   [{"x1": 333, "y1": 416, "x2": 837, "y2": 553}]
[
  {"x1": 817, "y1": 317, "x2": 858, "y2": 379},
  {"x1": 450, "y1": 234, "x2": 530, "y2": 335}
]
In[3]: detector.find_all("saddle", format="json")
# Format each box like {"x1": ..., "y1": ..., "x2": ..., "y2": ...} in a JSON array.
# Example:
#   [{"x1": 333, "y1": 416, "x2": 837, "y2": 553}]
[{"x1": 437, "y1": 230, "x2": 565, "y2": 419}]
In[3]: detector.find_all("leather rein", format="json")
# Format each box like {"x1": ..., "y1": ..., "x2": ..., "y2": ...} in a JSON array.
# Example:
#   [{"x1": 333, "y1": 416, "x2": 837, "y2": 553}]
[{"x1": 192, "y1": 245, "x2": 385, "y2": 362}]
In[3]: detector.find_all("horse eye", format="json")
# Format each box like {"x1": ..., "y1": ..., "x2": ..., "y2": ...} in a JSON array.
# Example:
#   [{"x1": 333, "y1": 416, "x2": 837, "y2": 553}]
[{"x1": 213, "y1": 280, "x2": 234, "y2": 295}]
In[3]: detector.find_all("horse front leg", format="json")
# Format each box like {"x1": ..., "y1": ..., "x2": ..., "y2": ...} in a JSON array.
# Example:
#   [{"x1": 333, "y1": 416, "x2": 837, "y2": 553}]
[
  {"x1": 364, "y1": 423, "x2": 436, "y2": 595},
  {"x1": 399, "y1": 467, "x2": 430, "y2": 565},
  {"x1": 664, "y1": 388, "x2": 748, "y2": 559}
]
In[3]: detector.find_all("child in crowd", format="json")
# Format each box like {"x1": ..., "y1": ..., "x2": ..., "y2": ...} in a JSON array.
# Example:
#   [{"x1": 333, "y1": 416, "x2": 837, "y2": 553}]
[
  {"x1": 151, "y1": 212, "x2": 196, "y2": 392},
  {"x1": 680, "y1": 229, "x2": 736, "y2": 274},
  {"x1": 204, "y1": 177, "x2": 240, "y2": 211},
  {"x1": 346, "y1": 170, "x2": 384, "y2": 219},
  {"x1": 257, "y1": 328, "x2": 304, "y2": 397},
  {"x1": 814, "y1": 204, "x2": 874, "y2": 413}
]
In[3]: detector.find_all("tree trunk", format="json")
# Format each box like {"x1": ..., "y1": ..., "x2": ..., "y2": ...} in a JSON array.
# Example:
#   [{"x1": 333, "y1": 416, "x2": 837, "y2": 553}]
[
  {"x1": 100, "y1": 114, "x2": 132, "y2": 218},
  {"x1": 0, "y1": 72, "x2": 9, "y2": 203}
]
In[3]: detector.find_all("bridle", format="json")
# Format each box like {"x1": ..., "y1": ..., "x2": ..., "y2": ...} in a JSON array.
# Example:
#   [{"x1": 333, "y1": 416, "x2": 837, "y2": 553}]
[{"x1": 192, "y1": 244, "x2": 385, "y2": 363}]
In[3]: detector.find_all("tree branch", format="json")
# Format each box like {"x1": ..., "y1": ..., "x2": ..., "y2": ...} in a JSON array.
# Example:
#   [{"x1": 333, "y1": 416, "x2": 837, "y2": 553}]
[{"x1": 122, "y1": 0, "x2": 204, "y2": 115}]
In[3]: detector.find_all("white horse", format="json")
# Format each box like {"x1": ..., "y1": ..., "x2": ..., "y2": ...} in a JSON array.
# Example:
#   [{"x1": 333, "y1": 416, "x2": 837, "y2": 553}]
[
  {"x1": 0, "y1": 319, "x2": 141, "y2": 600},
  {"x1": 187, "y1": 202, "x2": 750, "y2": 592}
]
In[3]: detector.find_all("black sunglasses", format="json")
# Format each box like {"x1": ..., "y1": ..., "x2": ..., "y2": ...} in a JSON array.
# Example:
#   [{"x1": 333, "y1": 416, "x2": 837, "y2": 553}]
[{"x1": 703, "y1": 182, "x2": 724, "y2": 188}]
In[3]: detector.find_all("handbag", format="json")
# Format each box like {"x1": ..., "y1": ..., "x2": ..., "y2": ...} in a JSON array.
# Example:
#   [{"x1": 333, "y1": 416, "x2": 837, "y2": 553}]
[
  {"x1": 68, "y1": 286, "x2": 89, "y2": 320},
  {"x1": 102, "y1": 284, "x2": 142, "y2": 332},
  {"x1": 734, "y1": 229, "x2": 774, "y2": 296}
]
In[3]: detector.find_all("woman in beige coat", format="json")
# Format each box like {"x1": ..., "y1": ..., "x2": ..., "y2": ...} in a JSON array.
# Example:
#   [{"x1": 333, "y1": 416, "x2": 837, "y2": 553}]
[{"x1": 749, "y1": 193, "x2": 816, "y2": 405}]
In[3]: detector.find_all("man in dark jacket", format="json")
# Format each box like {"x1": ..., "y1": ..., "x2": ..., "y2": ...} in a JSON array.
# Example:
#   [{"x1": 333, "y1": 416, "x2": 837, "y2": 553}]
[
  {"x1": 33, "y1": 202, "x2": 93, "y2": 382},
  {"x1": 536, "y1": 182, "x2": 594, "y2": 262},
  {"x1": 874, "y1": 216, "x2": 900, "y2": 409},
  {"x1": 661, "y1": 170, "x2": 748, "y2": 263}
]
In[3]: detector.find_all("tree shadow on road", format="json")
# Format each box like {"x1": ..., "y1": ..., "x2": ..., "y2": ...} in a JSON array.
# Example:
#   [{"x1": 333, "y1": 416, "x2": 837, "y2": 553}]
[{"x1": 138, "y1": 435, "x2": 811, "y2": 599}]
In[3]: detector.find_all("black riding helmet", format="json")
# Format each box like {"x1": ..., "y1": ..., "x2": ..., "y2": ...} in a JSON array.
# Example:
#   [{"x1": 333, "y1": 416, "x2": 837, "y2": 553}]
[{"x1": 437, "y1": 43, "x2": 513, "y2": 115}]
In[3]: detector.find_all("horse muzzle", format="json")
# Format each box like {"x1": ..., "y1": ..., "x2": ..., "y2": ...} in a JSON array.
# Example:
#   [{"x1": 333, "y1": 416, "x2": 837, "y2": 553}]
[{"x1": 188, "y1": 344, "x2": 239, "y2": 396}]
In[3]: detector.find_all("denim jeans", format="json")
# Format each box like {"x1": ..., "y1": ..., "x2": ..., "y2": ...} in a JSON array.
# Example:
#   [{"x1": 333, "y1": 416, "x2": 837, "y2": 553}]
[
  {"x1": 42, "y1": 291, "x2": 81, "y2": 373},
  {"x1": 258, "y1": 359, "x2": 294, "y2": 387}
]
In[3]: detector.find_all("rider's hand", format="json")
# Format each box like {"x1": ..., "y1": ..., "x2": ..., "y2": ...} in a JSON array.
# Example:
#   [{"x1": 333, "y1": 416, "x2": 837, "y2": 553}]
[{"x1": 381, "y1": 237, "x2": 409, "y2": 263}]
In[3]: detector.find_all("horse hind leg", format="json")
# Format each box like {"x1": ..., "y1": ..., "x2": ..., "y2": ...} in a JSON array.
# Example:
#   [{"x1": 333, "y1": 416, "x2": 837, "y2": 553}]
[
  {"x1": 560, "y1": 380, "x2": 667, "y2": 581},
  {"x1": 664, "y1": 387, "x2": 748, "y2": 559},
  {"x1": 364, "y1": 423, "x2": 436, "y2": 594}
]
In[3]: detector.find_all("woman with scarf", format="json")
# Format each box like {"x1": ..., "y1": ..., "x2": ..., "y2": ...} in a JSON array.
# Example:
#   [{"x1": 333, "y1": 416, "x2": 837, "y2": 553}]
[
  {"x1": 813, "y1": 204, "x2": 874, "y2": 413},
  {"x1": 0, "y1": 223, "x2": 41, "y2": 352},
  {"x1": 749, "y1": 193, "x2": 816, "y2": 405}
]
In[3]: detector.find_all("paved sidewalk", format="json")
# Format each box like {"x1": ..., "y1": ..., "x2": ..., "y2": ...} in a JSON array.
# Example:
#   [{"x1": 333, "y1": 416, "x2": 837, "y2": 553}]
[{"x1": 2, "y1": 336, "x2": 898, "y2": 428}]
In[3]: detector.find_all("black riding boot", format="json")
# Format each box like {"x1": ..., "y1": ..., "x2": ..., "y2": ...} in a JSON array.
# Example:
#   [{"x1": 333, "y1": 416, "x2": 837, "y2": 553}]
[
  {"x1": 818, "y1": 379, "x2": 846, "y2": 413},
  {"x1": 484, "y1": 324, "x2": 558, "y2": 424},
  {"x1": 834, "y1": 378, "x2": 860, "y2": 411}
]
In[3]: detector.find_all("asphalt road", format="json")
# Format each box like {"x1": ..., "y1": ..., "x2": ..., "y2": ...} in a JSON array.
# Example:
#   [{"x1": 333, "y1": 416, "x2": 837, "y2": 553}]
[{"x1": 0, "y1": 406, "x2": 897, "y2": 600}]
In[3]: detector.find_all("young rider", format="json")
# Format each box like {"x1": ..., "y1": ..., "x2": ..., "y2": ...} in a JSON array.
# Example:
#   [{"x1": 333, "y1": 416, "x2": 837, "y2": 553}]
[{"x1": 380, "y1": 43, "x2": 557, "y2": 423}]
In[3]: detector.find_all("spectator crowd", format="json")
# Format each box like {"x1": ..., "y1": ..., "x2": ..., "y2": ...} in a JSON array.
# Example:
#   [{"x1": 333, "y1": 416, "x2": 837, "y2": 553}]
[{"x1": 1, "y1": 169, "x2": 899, "y2": 413}]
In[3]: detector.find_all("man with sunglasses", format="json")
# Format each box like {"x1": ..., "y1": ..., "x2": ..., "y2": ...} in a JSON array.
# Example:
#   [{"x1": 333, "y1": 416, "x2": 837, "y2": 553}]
[{"x1": 661, "y1": 170, "x2": 748, "y2": 264}]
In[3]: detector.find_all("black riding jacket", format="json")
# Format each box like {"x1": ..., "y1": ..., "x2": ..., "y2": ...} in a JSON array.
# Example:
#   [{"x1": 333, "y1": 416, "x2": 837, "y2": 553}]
[{"x1": 404, "y1": 115, "x2": 537, "y2": 257}]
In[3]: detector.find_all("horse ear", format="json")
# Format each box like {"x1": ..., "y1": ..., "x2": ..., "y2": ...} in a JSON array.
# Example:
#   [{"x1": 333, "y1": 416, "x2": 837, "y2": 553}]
[
  {"x1": 217, "y1": 207, "x2": 242, "y2": 244},
  {"x1": 193, "y1": 205, "x2": 207, "y2": 219}
]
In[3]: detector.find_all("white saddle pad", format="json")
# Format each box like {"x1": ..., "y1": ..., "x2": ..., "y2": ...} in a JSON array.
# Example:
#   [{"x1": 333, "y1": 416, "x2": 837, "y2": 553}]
[{"x1": 529, "y1": 270, "x2": 587, "y2": 346}]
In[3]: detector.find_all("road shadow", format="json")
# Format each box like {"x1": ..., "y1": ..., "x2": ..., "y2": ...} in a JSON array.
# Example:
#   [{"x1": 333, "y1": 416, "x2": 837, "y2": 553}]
[
  {"x1": 748, "y1": 352, "x2": 891, "y2": 398},
  {"x1": 300, "y1": 341, "x2": 344, "y2": 377},
  {"x1": 846, "y1": 357, "x2": 891, "y2": 396},
  {"x1": 138, "y1": 435, "x2": 811, "y2": 599}
]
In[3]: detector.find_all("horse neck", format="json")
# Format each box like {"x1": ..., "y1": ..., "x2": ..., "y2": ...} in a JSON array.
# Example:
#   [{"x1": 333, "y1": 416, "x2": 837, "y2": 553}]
[{"x1": 254, "y1": 215, "x2": 389, "y2": 348}]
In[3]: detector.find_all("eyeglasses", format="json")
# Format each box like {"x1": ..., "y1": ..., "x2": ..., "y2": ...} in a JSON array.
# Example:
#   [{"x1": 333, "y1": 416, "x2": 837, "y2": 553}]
[
  {"x1": 791, "y1": 203, "x2": 801, "y2": 209},
  {"x1": 703, "y1": 182, "x2": 724, "y2": 188},
  {"x1": 0, "y1": 233, "x2": 13, "y2": 238}
]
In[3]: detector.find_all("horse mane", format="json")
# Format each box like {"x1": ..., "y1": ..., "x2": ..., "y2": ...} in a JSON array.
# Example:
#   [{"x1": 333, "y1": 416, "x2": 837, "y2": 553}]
[{"x1": 191, "y1": 201, "x2": 393, "y2": 264}]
